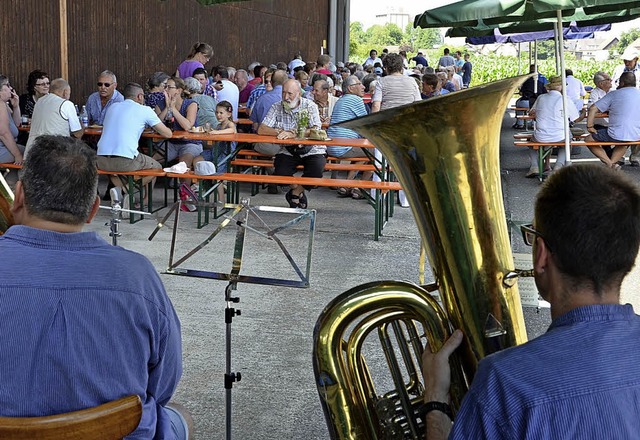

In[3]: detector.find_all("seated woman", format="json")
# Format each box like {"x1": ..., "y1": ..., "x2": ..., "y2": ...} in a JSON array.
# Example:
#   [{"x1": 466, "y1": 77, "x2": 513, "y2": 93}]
[
  {"x1": 183, "y1": 77, "x2": 217, "y2": 129},
  {"x1": 144, "y1": 71, "x2": 169, "y2": 115},
  {"x1": 0, "y1": 75, "x2": 25, "y2": 165},
  {"x1": 18, "y1": 70, "x2": 49, "y2": 145},
  {"x1": 155, "y1": 77, "x2": 201, "y2": 174}
]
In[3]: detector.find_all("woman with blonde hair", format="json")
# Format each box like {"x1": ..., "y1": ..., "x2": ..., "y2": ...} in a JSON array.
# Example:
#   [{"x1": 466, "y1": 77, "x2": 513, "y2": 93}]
[{"x1": 176, "y1": 42, "x2": 213, "y2": 78}]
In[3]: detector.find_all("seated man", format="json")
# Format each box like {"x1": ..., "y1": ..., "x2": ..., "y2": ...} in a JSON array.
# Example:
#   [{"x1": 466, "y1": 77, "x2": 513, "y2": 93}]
[
  {"x1": 0, "y1": 135, "x2": 191, "y2": 439},
  {"x1": 25, "y1": 78, "x2": 83, "y2": 156},
  {"x1": 97, "y1": 82, "x2": 172, "y2": 204},
  {"x1": 258, "y1": 79, "x2": 326, "y2": 209},
  {"x1": 326, "y1": 75, "x2": 371, "y2": 199},
  {"x1": 586, "y1": 71, "x2": 640, "y2": 169},
  {"x1": 526, "y1": 75, "x2": 579, "y2": 177},
  {"x1": 423, "y1": 164, "x2": 640, "y2": 439},
  {"x1": 249, "y1": 69, "x2": 288, "y2": 157},
  {"x1": 311, "y1": 78, "x2": 338, "y2": 125},
  {"x1": 85, "y1": 70, "x2": 124, "y2": 125}
]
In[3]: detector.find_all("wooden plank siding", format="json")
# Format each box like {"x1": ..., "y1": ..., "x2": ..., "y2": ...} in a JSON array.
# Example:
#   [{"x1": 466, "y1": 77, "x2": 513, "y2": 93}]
[{"x1": 0, "y1": 0, "x2": 329, "y2": 107}]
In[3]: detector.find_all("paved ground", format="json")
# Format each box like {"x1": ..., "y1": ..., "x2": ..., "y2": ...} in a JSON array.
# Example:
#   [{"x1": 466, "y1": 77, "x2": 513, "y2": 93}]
[{"x1": 7, "y1": 107, "x2": 639, "y2": 439}]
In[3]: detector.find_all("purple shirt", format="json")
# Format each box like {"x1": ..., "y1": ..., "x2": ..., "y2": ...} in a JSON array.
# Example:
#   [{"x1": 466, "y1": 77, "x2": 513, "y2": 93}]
[{"x1": 176, "y1": 60, "x2": 204, "y2": 79}]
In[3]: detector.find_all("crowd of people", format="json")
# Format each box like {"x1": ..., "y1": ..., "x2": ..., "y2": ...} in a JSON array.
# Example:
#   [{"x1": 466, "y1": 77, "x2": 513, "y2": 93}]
[
  {"x1": 0, "y1": 44, "x2": 476, "y2": 209},
  {"x1": 518, "y1": 46, "x2": 640, "y2": 177},
  {"x1": 3, "y1": 41, "x2": 640, "y2": 440}
]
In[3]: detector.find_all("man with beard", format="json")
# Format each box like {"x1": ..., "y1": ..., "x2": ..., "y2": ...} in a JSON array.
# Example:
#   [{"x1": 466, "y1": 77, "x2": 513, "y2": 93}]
[
  {"x1": 422, "y1": 165, "x2": 640, "y2": 440},
  {"x1": 258, "y1": 79, "x2": 325, "y2": 209}
]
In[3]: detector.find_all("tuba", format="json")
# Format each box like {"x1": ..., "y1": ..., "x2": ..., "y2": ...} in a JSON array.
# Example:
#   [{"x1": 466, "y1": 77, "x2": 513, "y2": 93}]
[
  {"x1": 313, "y1": 76, "x2": 533, "y2": 439},
  {"x1": 0, "y1": 173, "x2": 14, "y2": 235}
]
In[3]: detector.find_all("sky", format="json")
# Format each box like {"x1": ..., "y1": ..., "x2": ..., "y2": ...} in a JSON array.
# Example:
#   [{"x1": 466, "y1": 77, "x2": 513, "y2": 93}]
[{"x1": 349, "y1": 0, "x2": 640, "y2": 37}]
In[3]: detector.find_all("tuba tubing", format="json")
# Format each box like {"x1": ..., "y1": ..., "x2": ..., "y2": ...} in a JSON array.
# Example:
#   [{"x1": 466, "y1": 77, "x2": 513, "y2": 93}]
[{"x1": 313, "y1": 75, "x2": 534, "y2": 439}]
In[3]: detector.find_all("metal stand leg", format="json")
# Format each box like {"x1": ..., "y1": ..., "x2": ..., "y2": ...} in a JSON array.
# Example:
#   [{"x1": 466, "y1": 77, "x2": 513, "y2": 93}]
[{"x1": 224, "y1": 282, "x2": 241, "y2": 440}]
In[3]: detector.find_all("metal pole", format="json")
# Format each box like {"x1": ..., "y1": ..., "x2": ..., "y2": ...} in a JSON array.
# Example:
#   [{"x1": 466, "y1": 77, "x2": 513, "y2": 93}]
[{"x1": 557, "y1": 10, "x2": 571, "y2": 166}]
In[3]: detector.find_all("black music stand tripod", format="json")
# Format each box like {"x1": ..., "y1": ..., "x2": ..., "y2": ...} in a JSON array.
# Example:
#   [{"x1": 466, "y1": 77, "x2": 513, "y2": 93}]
[{"x1": 149, "y1": 197, "x2": 315, "y2": 440}]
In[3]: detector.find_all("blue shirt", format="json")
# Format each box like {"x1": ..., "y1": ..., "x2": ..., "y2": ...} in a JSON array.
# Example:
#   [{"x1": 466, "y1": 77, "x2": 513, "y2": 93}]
[
  {"x1": 86, "y1": 89, "x2": 124, "y2": 125},
  {"x1": 249, "y1": 85, "x2": 283, "y2": 127},
  {"x1": 0, "y1": 226, "x2": 182, "y2": 439},
  {"x1": 326, "y1": 94, "x2": 368, "y2": 157},
  {"x1": 451, "y1": 304, "x2": 640, "y2": 439},
  {"x1": 97, "y1": 99, "x2": 162, "y2": 159}
]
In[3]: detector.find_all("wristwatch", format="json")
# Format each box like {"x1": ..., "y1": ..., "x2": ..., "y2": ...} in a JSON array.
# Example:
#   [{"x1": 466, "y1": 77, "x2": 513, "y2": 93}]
[{"x1": 423, "y1": 401, "x2": 453, "y2": 420}]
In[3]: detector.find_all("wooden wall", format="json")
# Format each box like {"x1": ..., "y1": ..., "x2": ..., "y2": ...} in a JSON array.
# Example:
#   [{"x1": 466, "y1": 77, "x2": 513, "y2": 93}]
[{"x1": 0, "y1": 0, "x2": 329, "y2": 106}]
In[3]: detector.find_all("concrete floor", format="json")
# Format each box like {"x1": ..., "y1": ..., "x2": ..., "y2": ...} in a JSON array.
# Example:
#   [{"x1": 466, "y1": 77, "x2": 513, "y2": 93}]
[{"x1": 7, "y1": 108, "x2": 640, "y2": 439}]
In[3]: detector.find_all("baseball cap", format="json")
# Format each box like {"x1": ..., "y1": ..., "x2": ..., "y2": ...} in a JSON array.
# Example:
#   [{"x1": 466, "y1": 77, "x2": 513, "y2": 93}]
[{"x1": 621, "y1": 47, "x2": 639, "y2": 60}]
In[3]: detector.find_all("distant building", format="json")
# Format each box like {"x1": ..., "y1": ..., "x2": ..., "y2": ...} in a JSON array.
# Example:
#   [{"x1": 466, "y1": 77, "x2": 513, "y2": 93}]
[{"x1": 374, "y1": 7, "x2": 411, "y2": 30}]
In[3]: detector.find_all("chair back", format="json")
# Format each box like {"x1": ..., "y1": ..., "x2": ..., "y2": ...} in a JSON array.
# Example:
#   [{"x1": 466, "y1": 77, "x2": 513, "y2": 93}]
[{"x1": 0, "y1": 395, "x2": 142, "y2": 440}]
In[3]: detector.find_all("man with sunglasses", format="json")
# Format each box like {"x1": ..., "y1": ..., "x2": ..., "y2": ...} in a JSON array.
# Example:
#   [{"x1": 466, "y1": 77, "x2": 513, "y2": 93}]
[
  {"x1": 422, "y1": 165, "x2": 640, "y2": 439},
  {"x1": 85, "y1": 70, "x2": 123, "y2": 125}
]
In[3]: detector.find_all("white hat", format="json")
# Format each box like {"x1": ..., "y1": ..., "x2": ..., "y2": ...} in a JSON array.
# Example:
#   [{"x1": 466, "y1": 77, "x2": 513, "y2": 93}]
[
  {"x1": 621, "y1": 47, "x2": 639, "y2": 60},
  {"x1": 194, "y1": 161, "x2": 216, "y2": 175},
  {"x1": 289, "y1": 58, "x2": 306, "y2": 70}
]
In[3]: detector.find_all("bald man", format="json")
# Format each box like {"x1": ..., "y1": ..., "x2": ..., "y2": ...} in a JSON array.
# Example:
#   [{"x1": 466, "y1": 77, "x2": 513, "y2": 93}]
[{"x1": 25, "y1": 78, "x2": 83, "y2": 156}]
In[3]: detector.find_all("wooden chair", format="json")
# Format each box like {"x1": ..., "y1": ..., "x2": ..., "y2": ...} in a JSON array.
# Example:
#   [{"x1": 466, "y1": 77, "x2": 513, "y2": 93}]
[{"x1": 0, "y1": 395, "x2": 142, "y2": 440}]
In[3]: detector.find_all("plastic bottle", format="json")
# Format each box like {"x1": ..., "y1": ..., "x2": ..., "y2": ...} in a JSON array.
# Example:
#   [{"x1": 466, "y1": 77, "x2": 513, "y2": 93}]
[
  {"x1": 75, "y1": 104, "x2": 79, "y2": 116},
  {"x1": 80, "y1": 105, "x2": 89, "y2": 127},
  {"x1": 165, "y1": 108, "x2": 174, "y2": 128}
]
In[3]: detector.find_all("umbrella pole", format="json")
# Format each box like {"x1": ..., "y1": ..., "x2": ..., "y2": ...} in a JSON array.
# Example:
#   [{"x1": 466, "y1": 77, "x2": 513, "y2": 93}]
[{"x1": 556, "y1": 10, "x2": 571, "y2": 166}]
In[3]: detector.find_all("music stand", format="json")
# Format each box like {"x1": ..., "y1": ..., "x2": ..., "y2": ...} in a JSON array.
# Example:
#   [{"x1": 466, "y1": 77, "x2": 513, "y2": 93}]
[{"x1": 149, "y1": 197, "x2": 316, "y2": 440}]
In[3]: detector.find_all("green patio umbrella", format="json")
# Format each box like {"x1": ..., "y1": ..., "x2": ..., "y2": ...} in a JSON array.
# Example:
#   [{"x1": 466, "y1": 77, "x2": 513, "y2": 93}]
[
  {"x1": 414, "y1": 0, "x2": 640, "y2": 29},
  {"x1": 414, "y1": 0, "x2": 640, "y2": 166}
]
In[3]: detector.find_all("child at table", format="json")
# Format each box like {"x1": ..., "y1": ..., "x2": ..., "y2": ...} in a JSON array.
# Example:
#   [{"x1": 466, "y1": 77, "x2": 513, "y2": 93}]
[
  {"x1": 193, "y1": 101, "x2": 237, "y2": 200},
  {"x1": 209, "y1": 101, "x2": 236, "y2": 134}
]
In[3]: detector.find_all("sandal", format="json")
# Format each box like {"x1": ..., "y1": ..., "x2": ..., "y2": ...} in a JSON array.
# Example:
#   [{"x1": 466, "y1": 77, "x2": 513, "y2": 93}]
[
  {"x1": 298, "y1": 192, "x2": 308, "y2": 209},
  {"x1": 351, "y1": 189, "x2": 365, "y2": 200},
  {"x1": 285, "y1": 189, "x2": 300, "y2": 208},
  {"x1": 337, "y1": 187, "x2": 352, "y2": 198}
]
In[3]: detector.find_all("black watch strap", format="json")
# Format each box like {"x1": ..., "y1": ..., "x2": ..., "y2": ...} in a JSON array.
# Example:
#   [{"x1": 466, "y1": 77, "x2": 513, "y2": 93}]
[{"x1": 423, "y1": 401, "x2": 453, "y2": 420}]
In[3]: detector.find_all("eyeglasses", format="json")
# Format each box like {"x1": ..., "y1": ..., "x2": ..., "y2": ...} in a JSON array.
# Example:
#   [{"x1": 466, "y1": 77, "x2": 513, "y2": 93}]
[
  {"x1": 166, "y1": 85, "x2": 177, "y2": 89},
  {"x1": 35, "y1": 81, "x2": 50, "y2": 87},
  {"x1": 349, "y1": 82, "x2": 363, "y2": 86},
  {"x1": 520, "y1": 223, "x2": 545, "y2": 247},
  {"x1": 97, "y1": 82, "x2": 112, "y2": 87},
  {"x1": 264, "y1": 80, "x2": 272, "y2": 84}
]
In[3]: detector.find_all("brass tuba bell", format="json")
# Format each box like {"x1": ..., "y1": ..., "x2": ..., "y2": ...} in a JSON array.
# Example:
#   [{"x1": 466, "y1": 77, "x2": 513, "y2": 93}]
[{"x1": 313, "y1": 76, "x2": 533, "y2": 439}]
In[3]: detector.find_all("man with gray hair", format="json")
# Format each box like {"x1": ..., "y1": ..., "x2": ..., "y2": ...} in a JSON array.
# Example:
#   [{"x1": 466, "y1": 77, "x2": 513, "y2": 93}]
[
  {"x1": 85, "y1": 70, "x2": 123, "y2": 125},
  {"x1": 235, "y1": 69, "x2": 255, "y2": 105},
  {"x1": 0, "y1": 135, "x2": 192, "y2": 439},
  {"x1": 586, "y1": 71, "x2": 640, "y2": 168},
  {"x1": 25, "y1": 78, "x2": 83, "y2": 155}
]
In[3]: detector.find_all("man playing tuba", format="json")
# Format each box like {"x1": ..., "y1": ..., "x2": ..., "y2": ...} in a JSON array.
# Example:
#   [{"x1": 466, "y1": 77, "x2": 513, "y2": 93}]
[{"x1": 423, "y1": 165, "x2": 640, "y2": 439}]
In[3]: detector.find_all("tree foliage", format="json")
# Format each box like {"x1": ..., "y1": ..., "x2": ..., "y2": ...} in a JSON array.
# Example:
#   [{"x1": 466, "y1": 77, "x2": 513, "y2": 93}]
[
  {"x1": 618, "y1": 28, "x2": 640, "y2": 53},
  {"x1": 349, "y1": 21, "x2": 442, "y2": 62}
]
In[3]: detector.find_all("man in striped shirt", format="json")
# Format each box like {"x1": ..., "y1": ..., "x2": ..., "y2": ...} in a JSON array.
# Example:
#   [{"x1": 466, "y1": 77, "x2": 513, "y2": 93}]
[{"x1": 423, "y1": 165, "x2": 640, "y2": 439}]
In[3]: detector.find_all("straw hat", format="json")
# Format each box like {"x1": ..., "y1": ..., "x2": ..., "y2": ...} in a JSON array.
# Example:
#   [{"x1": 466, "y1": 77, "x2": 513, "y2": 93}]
[{"x1": 547, "y1": 75, "x2": 563, "y2": 89}]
